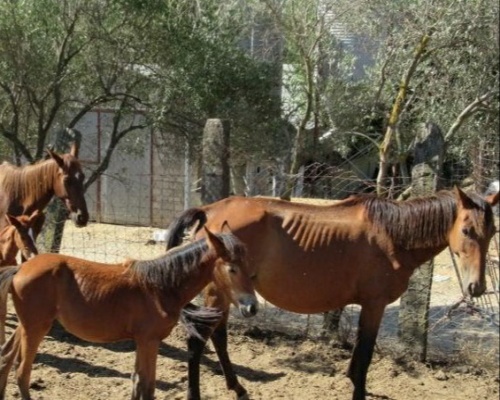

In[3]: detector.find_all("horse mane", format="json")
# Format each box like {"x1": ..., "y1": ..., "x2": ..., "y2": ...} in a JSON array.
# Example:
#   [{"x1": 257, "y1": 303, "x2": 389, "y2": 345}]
[
  {"x1": 354, "y1": 191, "x2": 459, "y2": 249},
  {"x1": 0, "y1": 159, "x2": 59, "y2": 202},
  {"x1": 129, "y1": 233, "x2": 246, "y2": 289}
]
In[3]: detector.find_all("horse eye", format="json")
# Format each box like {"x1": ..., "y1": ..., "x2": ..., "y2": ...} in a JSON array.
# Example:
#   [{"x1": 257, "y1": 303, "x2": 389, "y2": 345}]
[
  {"x1": 461, "y1": 227, "x2": 470, "y2": 236},
  {"x1": 227, "y1": 265, "x2": 237, "y2": 274}
]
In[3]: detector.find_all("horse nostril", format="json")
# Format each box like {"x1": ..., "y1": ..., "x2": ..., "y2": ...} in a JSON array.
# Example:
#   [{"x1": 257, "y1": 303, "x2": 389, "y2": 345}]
[
  {"x1": 239, "y1": 302, "x2": 258, "y2": 318},
  {"x1": 468, "y1": 282, "x2": 485, "y2": 297},
  {"x1": 75, "y1": 212, "x2": 88, "y2": 226},
  {"x1": 467, "y1": 282, "x2": 474, "y2": 296},
  {"x1": 249, "y1": 303, "x2": 258, "y2": 316}
]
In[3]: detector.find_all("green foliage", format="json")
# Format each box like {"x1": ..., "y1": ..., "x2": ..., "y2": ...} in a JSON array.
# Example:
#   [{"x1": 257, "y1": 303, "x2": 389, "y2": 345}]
[
  {"x1": 334, "y1": 0, "x2": 499, "y2": 161},
  {"x1": 0, "y1": 0, "x2": 281, "y2": 167}
]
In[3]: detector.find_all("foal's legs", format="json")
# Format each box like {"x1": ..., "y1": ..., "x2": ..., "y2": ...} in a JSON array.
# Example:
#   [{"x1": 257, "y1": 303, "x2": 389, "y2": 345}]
[
  {"x1": 185, "y1": 312, "x2": 247, "y2": 400},
  {"x1": 185, "y1": 284, "x2": 247, "y2": 400},
  {"x1": 131, "y1": 339, "x2": 160, "y2": 400},
  {"x1": 0, "y1": 327, "x2": 21, "y2": 399},
  {"x1": 210, "y1": 314, "x2": 248, "y2": 400},
  {"x1": 186, "y1": 330, "x2": 212, "y2": 400},
  {"x1": 16, "y1": 322, "x2": 52, "y2": 400},
  {"x1": 347, "y1": 303, "x2": 385, "y2": 400}
]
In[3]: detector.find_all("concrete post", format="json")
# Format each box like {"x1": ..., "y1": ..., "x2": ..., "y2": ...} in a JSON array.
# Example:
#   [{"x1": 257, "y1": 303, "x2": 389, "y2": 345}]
[{"x1": 201, "y1": 119, "x2": 230, "y2": 204}]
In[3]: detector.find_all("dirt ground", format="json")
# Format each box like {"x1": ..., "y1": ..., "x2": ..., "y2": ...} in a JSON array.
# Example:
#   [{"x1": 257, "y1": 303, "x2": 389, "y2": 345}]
[
  {"x1": 2, "y1": 308, "x2": 498, "y2": 400},
  {"x1": 1, "y1": 218, "x2": 499, "y2": 400}
]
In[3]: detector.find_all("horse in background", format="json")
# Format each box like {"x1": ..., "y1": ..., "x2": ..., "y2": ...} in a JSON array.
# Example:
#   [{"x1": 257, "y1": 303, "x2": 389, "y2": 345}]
[
  {"x1": 0, "y1": 210, "x2": 40, "y2": 344},
  {"x1": 0, "y1": 143, "x2": 89, "y2": 239},
  {"x1": 0, "y1": 227, "x2": 257, "y2": 400},
  {"x1": 0, "y1": 211, "x2": 39, "y2": 266},
  {"x1": 166, "y1": 187, "x2": 499, "y2": 400}
]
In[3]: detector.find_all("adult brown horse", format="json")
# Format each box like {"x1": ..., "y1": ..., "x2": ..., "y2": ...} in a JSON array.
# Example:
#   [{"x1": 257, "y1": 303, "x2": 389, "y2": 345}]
[
  {"x1": 166, "y1": 187, "x2": 499, "y2": 400},
  {"x1": 0, "y1": 143, "x2": 89, "y2": 236},
  {"x1": 0, "y1": 227, "x2": 258, "y2": 400},
  {"x1": 0, "y1": 210, "x2": 39, "y2": 344}
]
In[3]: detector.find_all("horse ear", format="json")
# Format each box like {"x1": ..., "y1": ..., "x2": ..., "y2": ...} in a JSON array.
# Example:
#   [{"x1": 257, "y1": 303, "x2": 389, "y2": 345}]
[
  {"x1": 204, "y1": 227, "x2": 230, "y2": 261},
  {"x1": 5, "y1": 214, "x2": 20, "y2": 228},
  {"x1": 28, "y1": 210, "x2": 40, "y2": 224},
  {"x1": 221, "y1": 221, "x2": 232, "y2": 234},
  {"x1": 47, "y1": 148, "x2": 65, "y2": 170},
  {"x1": 69, "y1": 142, "x2": 79, "y2": 158},
  {"x1": 486, "y1": 191, "x2": 500, "y2": 207},
  {"x1": 4, "y1": 215, "x2": 13, "y2": 226},
  {"x1": 454, "y1": 186, "x2": 476, "y2": 210}
]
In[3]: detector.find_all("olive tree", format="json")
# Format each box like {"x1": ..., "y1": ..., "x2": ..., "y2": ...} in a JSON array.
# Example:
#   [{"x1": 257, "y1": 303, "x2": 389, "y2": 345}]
[{"x1": 334, "y1": 0, "x2": 499, "y2": 195}]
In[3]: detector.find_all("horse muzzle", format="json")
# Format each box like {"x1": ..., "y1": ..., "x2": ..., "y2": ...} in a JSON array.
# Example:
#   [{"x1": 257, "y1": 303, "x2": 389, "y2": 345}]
[
  {"x1": 238, "y1": 295, "x2": 259, "y2": 318},
  {"x1": 71, "y1": 210, "x2": 89, "y2": 227},
  {"x1": 466, "y1": 281, "x2": 486, "y2": 297}
]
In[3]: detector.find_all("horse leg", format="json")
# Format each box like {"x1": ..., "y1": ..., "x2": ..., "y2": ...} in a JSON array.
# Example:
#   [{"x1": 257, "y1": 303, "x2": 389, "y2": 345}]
[
  {"x1": 210, "y1": 315, "x2": 248, "y2": 400},
  {"x1": 0, "y1": 291, "x2": 7, "y2": 345},
  {"x1": 15, "y1": 323, "x2": 51, "y2": 400},
  {"x1": 182, "y1": 304, "x2": 223, "y2": 400},
  {"x1": 186, "y1": 332, "x2": 209, "y2": 400},
  {"x1": 0, "y1": 327, "x2": 21, "y2": 399},
  {"x1": 347, "y1": 303, "x2": 385, "y2": 400},
  {"x1": 131, "y1": 339, "x2": 159, "y2": 400}
]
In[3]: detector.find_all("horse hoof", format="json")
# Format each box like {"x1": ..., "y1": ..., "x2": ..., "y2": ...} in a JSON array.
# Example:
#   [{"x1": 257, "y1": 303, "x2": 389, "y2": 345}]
[{"x1": 236, "y1": 392, "x2": 250, "y2": 400}]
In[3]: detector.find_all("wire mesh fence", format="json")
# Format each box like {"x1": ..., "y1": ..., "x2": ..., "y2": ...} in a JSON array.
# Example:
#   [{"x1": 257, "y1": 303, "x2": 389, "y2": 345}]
[
  {"x1": 0, "y1": 115, "x2": 495, "y2": 400},
  {"x1": 29, "y1": 129, "x2": 500, "y2": 368}
]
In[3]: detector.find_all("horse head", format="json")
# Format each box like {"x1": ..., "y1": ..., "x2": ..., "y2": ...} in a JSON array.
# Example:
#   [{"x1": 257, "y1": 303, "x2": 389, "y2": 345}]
[
  {"x1": 4, "y1": 211, "x2": 39, "y2": 262},
  {"x1": 204, "y1": 227, "x2": 258, "y2": 318},
  {"x1": 47, "y1": 143, "x2": 89, "y2": 227},
  {"x1": 448, "y1": 186, "x2": 499, "y2": 297}
]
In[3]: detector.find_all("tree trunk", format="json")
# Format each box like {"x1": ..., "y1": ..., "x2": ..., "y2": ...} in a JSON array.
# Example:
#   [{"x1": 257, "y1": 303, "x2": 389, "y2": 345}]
[
  {"x1": 398, "y1": 122, "x2": 444, "y2": 361},
  {"x1": 376, "y1": 32, "x2": 432, "y2": 196}
]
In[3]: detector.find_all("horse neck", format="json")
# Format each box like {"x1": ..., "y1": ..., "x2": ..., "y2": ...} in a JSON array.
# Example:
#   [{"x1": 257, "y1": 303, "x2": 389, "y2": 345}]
[
  {"x1": 366, "y1": 192, "x2": 456, "y2": 271},
  {"x1": 401, "y1": 242, "x2": 449, "y2": 271},
  {"x1": 12, "y1": 160, "x2": 58, "y2": 214},
  {"x1": 166, "y1": 253, "x2": 218, "y2": 307}
]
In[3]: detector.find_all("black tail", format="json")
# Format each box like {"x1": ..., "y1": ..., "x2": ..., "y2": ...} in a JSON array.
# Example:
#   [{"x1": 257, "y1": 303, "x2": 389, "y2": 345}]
[
  {"x1": 165, "y1": 208, "x2": 207, "y2": 250},
  {"x1": 180, "y1": 302, "x2": 223, "y2": 341}
]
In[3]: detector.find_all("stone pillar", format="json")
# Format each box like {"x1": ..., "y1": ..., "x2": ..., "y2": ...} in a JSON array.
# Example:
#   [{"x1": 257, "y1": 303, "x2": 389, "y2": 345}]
[
  {"x1": 201, "y1": 119, "x2": 230, "y2": 204},
  {"x1": 398, "y1": 122, "x2": 444, "y2": 361}
]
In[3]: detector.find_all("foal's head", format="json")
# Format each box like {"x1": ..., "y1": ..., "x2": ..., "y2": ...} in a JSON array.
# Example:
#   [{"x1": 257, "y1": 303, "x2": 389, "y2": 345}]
[
  {"x1": 448, "y1": 187, "x2": 499, "y2": 297},
  {"x1": 205, "y1": 227, "x2": 258, "y2": 318},
  {"x1": 0, "y1": 211, "x2": 39, "y2": 264},
  {"x1": 48, "y1": 143, "x2": 89, "y2": 227}
]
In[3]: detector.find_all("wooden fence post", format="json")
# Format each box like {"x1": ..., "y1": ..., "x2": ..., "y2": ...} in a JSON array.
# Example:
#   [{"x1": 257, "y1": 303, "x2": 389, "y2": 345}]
[
  {"x1": 201, "y1": 119, "x2": 230, "y2": 204},
  {"x1": 398, "y1": 122, "x2": 444, "y2": 361}
]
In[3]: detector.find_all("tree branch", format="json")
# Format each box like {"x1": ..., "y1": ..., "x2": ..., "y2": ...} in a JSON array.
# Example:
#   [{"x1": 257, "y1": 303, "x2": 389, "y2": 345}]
[{"x1": 444, "y1": 91, "x2": 496, "y2": 142}]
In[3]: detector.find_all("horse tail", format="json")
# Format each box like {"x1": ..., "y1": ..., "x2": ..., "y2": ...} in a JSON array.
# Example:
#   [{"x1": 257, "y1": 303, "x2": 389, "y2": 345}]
[
  {"x1": 165, "y1": 208, "x2": 207, "y2": 250},
  {"x1": 180, "y1": 302, "x2": 223, "y2": 341},
  {"x1": 0, "y1": 266, "x2": 18, "y2": 300}
]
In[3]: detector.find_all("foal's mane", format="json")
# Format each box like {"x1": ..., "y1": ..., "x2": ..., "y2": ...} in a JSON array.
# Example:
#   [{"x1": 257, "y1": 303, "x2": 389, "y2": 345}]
[
  {"x1": 0, "y1": 159, "x2": 61, "y2": 202},
  {"x1": 129, "y1": 233, "x2": 246, "y2": 289},
  {"x1": 351, "y1": 191, "x2": 458, "y2": 249}
]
